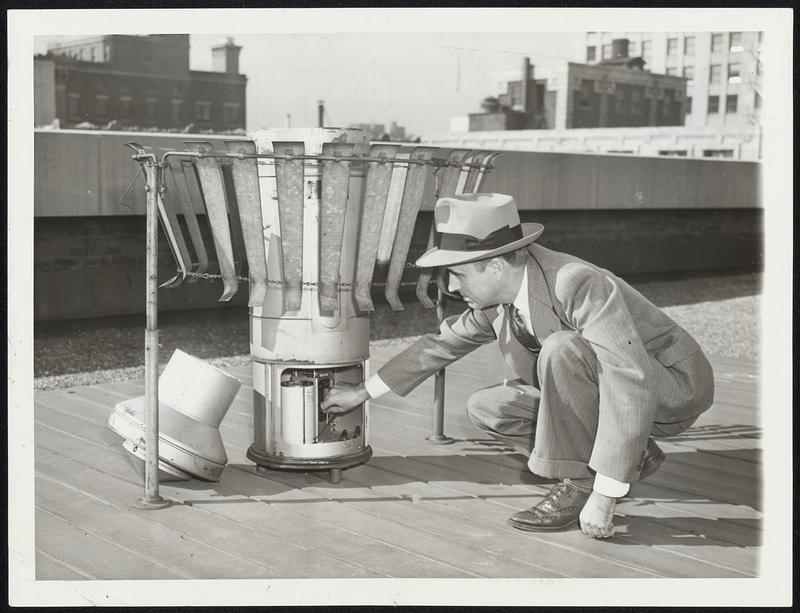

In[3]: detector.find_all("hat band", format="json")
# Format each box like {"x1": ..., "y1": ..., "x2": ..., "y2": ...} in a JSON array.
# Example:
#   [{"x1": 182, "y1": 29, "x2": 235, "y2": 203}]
[{"x1": 438, "y1": 224, "x2": 523, "y2": 252}]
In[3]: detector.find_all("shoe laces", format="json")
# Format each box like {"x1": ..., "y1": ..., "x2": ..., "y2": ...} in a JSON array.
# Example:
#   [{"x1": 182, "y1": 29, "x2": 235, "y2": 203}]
[{"x1": 543, "y1": 482, "x2": 573, "y2": 504}]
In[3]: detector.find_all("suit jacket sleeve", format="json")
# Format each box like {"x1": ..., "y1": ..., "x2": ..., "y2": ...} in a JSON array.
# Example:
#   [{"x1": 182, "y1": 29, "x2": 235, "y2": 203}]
[
  {"x1": 377, "y1": 307, "x2": 497, "y2": 397},
  {"x1": 554, "y1": 262, "x2": 656, "y2": 483}
]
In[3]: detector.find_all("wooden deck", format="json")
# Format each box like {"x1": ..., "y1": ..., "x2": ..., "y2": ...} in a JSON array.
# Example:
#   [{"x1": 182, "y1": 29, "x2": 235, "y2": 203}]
[{"x1": 34, "y1": 344, "x2": 762, "y2": 580}]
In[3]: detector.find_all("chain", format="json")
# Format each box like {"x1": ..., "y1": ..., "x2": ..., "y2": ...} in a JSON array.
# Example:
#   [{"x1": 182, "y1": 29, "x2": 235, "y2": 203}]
[{"x1": 185, "y1": 262, "x2": 435, "y2": 288}]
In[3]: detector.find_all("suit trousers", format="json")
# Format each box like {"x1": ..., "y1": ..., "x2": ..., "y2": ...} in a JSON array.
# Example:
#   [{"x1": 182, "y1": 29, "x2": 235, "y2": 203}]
[{"x1": 466, "y1": 330, "x2": 714, "y2": 480}]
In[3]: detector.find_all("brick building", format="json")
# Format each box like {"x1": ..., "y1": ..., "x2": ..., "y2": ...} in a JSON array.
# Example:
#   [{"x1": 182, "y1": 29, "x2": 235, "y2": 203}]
[
  {"x1": 34, "y1": 35, "x2": 247, "y2": 132},
  {"x1": 580, "y1": 31, "x2": 763, "y2": 132},
  {"x1": 462, "y1": 43, "x2": 687, "y2": 132}
]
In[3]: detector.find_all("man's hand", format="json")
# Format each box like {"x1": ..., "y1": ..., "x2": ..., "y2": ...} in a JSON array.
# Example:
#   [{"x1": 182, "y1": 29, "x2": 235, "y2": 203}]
[
  {"x1": 320, "y1": 382, "x2": 370, "y2": 415},
  {"x1": 579, "y1": 490, "x2": 617, "y2": 539}
]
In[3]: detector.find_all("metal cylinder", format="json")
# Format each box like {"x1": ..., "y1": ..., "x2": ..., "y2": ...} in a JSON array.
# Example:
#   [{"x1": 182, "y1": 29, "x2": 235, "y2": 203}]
[
  {"x1": 280, "y1": 379, "x2": 315, "y2": 444},
  {"x1": 246, "y1": 128, "x2": 373, "y2": 474},
  {"x1": 109, "y1": 349, "x2": 242, "y2": 483},
  {"x1": 248, "y1": 127, "x2": 370, "y2": 365}
]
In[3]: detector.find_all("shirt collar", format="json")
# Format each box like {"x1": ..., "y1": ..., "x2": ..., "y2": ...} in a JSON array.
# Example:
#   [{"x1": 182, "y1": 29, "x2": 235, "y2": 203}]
[{"x1": 512, "y1": 265, "x2": 530, "y2": 321}]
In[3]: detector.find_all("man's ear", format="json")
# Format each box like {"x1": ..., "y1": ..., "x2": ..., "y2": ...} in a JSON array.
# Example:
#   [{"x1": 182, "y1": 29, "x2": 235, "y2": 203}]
[{"x1": 487, "y1": 256, "x2": 506, "y2": 277}]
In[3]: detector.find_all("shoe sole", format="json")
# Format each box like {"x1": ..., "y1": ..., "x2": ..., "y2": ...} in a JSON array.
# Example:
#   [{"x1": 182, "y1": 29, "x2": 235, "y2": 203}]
[{"x1": 506, "y1": 517, "x2": 579, "y2": 532}]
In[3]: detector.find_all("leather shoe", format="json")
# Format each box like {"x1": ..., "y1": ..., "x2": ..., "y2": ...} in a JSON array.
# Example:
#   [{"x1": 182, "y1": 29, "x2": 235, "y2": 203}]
[
  {"x1": 507, "y1": 481, "x2": 589, "y2": 532},
  {"x1": 640, "y1": 437, "x2": 665, "y2": 481}
]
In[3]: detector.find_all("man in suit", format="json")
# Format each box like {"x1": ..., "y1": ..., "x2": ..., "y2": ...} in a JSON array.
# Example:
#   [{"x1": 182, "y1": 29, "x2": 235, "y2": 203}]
[{"x1": 321, "y1": 193, "x2": 715, "y2": 539}]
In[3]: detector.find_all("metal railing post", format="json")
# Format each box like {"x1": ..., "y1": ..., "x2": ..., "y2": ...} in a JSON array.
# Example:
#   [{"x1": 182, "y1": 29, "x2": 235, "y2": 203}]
[
  {"x1": 134, "y1": 160, "x2": 171, "y2": 510},
  {"x1": 427, "y1": 284, "x2": 454, "y2": 445}
]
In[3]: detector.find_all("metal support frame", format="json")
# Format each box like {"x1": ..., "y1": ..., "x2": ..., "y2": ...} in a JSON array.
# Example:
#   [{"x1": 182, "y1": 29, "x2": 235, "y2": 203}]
[
  {"x1": 427, "y1": 285, "x2": 455, "y2": 445},
  {"x1": 133, "y1": 159, "x2": 171, "y2": 510},
  {"x1": 123, "y1": 143, "x2": 501, "y2": 499}
]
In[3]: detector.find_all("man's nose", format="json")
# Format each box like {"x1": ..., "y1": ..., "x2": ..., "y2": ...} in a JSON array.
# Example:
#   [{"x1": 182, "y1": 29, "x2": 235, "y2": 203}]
[{"x1": 448, "y1": 275, "x2": 460, "y2": 293}]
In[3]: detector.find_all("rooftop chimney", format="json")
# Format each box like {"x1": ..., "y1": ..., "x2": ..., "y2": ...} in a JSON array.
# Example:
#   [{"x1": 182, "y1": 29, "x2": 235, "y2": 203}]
[
  {"x1": 520, "y1": 57, "x2": 536, "y2": 123},
  {"x1": 212, "y1": 37, "x2": 242, "y2": 74},
  {"x1": 611, "y1": 38, "x2": 630, "y2": 60}
]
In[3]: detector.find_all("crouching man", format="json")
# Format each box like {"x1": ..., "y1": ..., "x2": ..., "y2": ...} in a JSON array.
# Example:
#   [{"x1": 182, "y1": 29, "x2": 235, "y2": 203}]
[{"x1": 321, "y1": 193, "x2": 714, "y2": 539}]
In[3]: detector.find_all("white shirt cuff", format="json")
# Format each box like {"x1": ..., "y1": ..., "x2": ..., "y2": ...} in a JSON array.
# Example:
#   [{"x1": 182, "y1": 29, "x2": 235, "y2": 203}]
[
  {"x1": 593, "y1": 473, "x2": 630, "y2": 498},
  {"x1": 364, "y1": 373, "x2": 391, "y2": 400}
]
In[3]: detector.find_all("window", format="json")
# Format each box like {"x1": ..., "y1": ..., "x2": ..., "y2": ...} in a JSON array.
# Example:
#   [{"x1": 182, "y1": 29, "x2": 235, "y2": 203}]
[
  {"x1": 578, "y1": 79, "x2": 593, "y2": 109},
  {"x1": 95, "y1": 94, "x2": 108, "y2": 118},
  {"x1": 223, "y1": 103, "x2": 240, "y2": 125},
  {"x1": 757, "y1": 31, "x2": 763, "y2": 44},
  {"x1": 725, "y1": 94, "x2": 738, "y2": 113},
  {"x1": 665, "y1": 66, "x2": 678, "y2": 76},
  {"x1": 728, "y1": 62, "x2": 741, "y2": 83},
  {"x1": 628, "y1": 41, "x2": 638, "y2": 56},
  {"x1": 171, "y1": 99, "x2": 183, "y2": 125},
  {"x1": 729, "y1": 32, "x2": 742, "y2": 51},
  {"x1": 663, "y1": 90, "x2": 675, "y2": 117},
  {"x1": 658, "y1": 150, "x2": 688, "y2": 157},
  {"x1": 708, "y1": 95, "x2": 720, "y2": 113},
  {"x1": 67, "y1": 93, "x2": 80, "y2": 118},
  {"x1": 709, "y1": 64, "x2": 721, "y2": 84},
  {"x1": 120, "y1": 95, "x2": 132, "y2": 119},
  {"x1": 195, "y1": 101, "x2": 212, "y2": 122},
  {"x1": 711, "y1": 33, "x2": 724, "y2": 53},
  {"x1": 754, "y1": 92, "x2": 762, "y2": 110},
  {"x1": 144, "y1": 89, "x2": 157, "y2": 122},
  {"x1": 684, "y1": 36, "x2": 695, "y2": 55},
  {"x1": 103, "y1": 44, "x2": 110, "y2": 62},
  {"x1": 602, "y1": 43, "x2": 612, "y2": 60},
  {"x1": 667, "y1": 37, "x2": 678, "y2": 55},
  {"x1": 642, "y1": 40, "x2": 652, "y2": 61},
  {"x1": 686, "y1": 96, "x2": 692, "y2": 113},
  {"x1": 683, "y1": 66, "x2": 695, "y2": 81},
  {"x1": 586, "y1": 46, "x2": 596, "y2": 62},
  {"x1": 630, "y1": 89, "x2": 643, "y2": 114},
  {"x1": 614, "y1": 89, "x2": 626, "y2": 113},
  {"x1": 703, "y1": 149, "x2": 734, "y2": 158}
]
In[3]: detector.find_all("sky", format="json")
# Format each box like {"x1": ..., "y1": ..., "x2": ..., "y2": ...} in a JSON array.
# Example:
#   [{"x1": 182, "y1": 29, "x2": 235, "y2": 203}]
[{"x1": 35, "y1": 32, "x2": 580, "y2": 136}]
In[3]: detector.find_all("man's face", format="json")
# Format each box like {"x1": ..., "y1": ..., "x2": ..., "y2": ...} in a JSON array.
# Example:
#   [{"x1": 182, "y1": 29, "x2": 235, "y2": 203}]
[{"x1": 446, "y1": 260, "x2": 503, "y2": 310}]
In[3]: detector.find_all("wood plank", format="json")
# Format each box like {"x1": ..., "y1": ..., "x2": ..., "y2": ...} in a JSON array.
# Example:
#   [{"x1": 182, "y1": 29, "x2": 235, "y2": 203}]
[
  {"x1": 33, "y1": 344, "x2": 763, "y2": 581},
  {"x1": 365, "y1": 422, "x2": 762, "y2": 536},
  {"x1": 340, "y1": 463, "x2": 660, "y2": 578},
  {"x1": 35, "y1": 507, "x2": 190, "y2": 580},
  {"x1": 350, "y1": 437, "x2": 758, "y2": 575},
  {"x1": 36, "y1": 445, "x2": 378, "y2": 579},
  {"x1": 642, "y1": 464, "x2": 761, "y2": 510},
  {"x1": 35, "y1": 549, "x2": 95, "y2": 580},
  {"x1": 218, "y1": 466, "x2": 533, "y2": 578},
  {"x1": 342, "y1": 460, "x2": 751, "y2": 578},
  {"x1": 36, "y1": 450, "x2": 285, "y2": 579},
  {"x1": 34, "y1": 418, "x2": 380, "y2": 579},
  {"x1": 161, "y1": 479, "x2": 431, "y2": 579}
]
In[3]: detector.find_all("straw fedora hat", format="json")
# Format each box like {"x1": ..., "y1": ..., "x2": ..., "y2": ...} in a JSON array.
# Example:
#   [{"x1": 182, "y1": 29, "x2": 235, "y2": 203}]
[{"x1": 415, "y1": 193, "x2": 543, "y2": 268}]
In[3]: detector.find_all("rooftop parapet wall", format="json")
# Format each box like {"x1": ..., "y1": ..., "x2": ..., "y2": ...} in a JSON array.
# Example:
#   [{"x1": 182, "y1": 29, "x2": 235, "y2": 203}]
[
  {"x1": 477, "y1": 150, "x2": 760, "y2": 211},
  {"x1": 35, "y1": 130, "x2": 760, "y2": 218},
  {"x1": 35, "y1": 130, "x2": 245, "y2": 217},
  {"x1": 31, "y1": 130, "x2": 762, "y2": 321}
]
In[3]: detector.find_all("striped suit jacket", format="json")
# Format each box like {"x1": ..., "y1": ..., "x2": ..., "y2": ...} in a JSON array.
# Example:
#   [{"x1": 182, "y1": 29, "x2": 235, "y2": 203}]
[{"x1": 378, "y1": 243, "x2": 711, "y2": 482}]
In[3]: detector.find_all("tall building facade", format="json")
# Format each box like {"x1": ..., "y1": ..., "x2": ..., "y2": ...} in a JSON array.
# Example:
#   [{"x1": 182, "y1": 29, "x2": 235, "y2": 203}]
[
  {"x1": 35, "y1": 35, "x2": 247, "y2": 132},
  {"x1": 580, "y1": 31, "x2": 763, "y2": 131},
  {"x1": 460, "y1": 52, "x2": 687, "y2": 132}
]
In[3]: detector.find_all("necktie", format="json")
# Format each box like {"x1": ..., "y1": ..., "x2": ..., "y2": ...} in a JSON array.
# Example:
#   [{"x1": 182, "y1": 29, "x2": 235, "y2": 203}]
[{"x1": 507, "y1": 304, "x2": 540, "y2": 353}]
